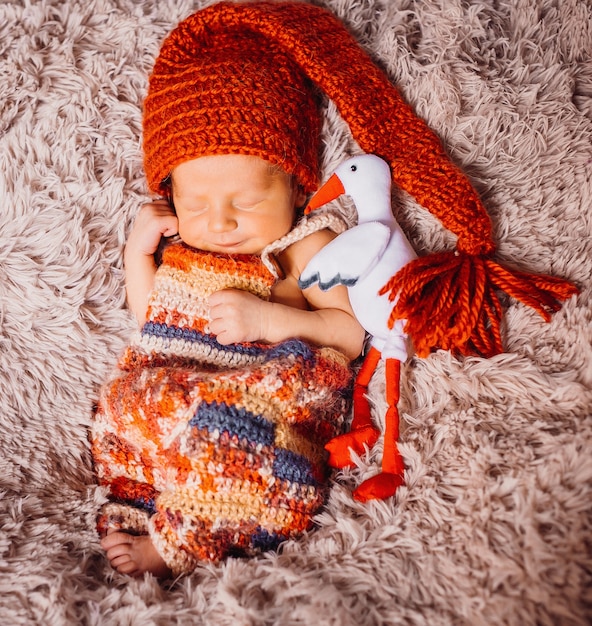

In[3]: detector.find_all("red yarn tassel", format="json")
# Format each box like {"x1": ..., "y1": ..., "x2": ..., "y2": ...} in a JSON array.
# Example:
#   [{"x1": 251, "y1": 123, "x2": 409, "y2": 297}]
[{"x1": 380, "y1": 252, "x2": 579, "y2": 358}]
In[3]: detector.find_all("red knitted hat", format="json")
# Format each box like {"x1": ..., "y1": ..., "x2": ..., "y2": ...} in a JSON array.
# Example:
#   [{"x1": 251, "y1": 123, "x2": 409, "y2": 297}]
[
  {"x1": 143, "y1": 5, "x2": 322, "y2": 195},
  {"x1": 143, "y1": 1, "x2": 577, "y2": 357}
]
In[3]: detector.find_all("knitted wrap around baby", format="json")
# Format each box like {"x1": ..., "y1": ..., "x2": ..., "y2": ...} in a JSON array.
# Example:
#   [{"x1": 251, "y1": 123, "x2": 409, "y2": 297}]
[{"x1": 91, "y1": 242, "x2": 352, "y2": 576}]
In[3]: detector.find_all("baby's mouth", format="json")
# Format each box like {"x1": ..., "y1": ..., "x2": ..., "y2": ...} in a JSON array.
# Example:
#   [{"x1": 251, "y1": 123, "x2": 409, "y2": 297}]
[{"x1": 211, "y1": 240, "x2": 246, "y2": 251}]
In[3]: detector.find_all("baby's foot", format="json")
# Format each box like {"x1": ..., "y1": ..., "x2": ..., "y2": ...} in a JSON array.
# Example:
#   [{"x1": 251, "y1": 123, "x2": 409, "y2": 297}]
[{"x1": 100, "y1": 529, "x2": 171, "y2": 579}]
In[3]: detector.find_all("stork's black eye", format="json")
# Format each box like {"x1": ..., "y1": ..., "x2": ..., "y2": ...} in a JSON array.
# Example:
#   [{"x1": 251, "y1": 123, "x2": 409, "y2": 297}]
[{"x1": 350, "y1": 165, "x2": 357, "y2": 172}]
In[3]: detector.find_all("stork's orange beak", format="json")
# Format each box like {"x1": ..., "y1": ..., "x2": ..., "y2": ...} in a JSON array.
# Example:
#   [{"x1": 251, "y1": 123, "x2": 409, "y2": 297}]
[{"x1": 304, "y1": 174, "x2": 345, "y2": 214}]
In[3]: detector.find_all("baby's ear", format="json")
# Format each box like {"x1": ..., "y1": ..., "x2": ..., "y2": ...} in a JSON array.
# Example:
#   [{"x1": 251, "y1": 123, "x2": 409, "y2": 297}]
[
  {"x1": 294, "y1": 183, "x2": 308, "y2": 210},
  {"x1": 159, "y1": 174, "x2": 175, "y2": 210}
]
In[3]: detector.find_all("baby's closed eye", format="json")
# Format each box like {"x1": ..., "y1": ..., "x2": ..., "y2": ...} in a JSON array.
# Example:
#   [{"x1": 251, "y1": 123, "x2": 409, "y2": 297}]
[
  {"x1": 233, "y1": 197, "x2": 264, "y2": 210},
  {"x1": 184, "y1": 204, "x2": 208, "y2": 214}
]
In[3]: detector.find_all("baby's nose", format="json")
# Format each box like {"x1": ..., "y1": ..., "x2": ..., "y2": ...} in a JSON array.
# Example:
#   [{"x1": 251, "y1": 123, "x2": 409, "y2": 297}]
[{"x1": 208, "y1": 205, "x2": 238, "y2": 232}]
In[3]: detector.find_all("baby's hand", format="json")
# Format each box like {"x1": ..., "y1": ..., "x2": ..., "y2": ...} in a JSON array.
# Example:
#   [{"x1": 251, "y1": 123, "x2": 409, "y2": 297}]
[
  {"x1": 208, "y1": 289, "x2": 268, "y2": 344},
  {"x1": 127, "y1": 200, "x2": 178, "y2": 257}
]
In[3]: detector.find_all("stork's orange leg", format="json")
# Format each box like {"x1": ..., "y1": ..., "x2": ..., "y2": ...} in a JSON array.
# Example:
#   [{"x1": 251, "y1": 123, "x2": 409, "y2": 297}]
[
  {"x1": 325, "y1": 347, "x2": 381, "y2": 468},
  {"x1": 381, "y1": 358, "x2": 405, "y2": 476},
  {"x1": 351, "y1": 346, "x2": 381, "y2": 430},
  {"x1": 353, "y1": 358, "x2": 405, "y2": 502}
]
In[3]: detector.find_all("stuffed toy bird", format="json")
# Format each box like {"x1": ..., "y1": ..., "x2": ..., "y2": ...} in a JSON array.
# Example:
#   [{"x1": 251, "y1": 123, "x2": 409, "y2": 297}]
[{"x1": 299, "y1": 154, "x2": 417, "y2": 502}]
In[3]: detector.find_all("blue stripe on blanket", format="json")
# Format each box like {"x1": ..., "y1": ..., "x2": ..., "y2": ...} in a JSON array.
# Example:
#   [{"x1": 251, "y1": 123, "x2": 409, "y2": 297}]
[
  {"x1": 109, "y1": 494, "x2": 157, "y2": 515},
  {"x1": 141, "y1": 321, "x2": 268, "y2": 358},
  {"x1": 190, "y1": 401, "x2": 275, "y2": 447},
  {"x1": 249, "y1": 527, "x2": 285, "y2": 552},
  {"x1": 263, "y1": 338, "x2": 315, "y2": 362},
  {"x1": 190, "y1": 402, "x2": 317, "y2": 486},
  {"x1": 272, "y1": 448, "x2": 316, "y2": 486}
]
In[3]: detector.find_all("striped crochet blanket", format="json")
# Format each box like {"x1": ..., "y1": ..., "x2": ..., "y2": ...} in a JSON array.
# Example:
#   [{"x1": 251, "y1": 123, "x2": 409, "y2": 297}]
[{"x1": 91, "y1": 242, "x2": 352, "y2": 576}]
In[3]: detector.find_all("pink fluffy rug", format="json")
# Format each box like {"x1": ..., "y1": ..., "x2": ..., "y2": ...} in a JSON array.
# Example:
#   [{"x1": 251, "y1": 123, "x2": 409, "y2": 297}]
[{"x1": 0, "y1": 1, "x2": 590, "y2": 623}]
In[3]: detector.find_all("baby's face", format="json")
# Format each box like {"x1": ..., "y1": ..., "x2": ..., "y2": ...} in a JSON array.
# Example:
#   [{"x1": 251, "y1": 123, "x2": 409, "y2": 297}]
[{"x1": 171, "y1": 154, "x2": 306, "y2": 255}]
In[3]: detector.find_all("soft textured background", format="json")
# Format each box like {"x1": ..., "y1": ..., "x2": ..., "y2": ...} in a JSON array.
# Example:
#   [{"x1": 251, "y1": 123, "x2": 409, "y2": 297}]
[{"x1": 1, "y1": 0, "x2": 591, "y2": 624}]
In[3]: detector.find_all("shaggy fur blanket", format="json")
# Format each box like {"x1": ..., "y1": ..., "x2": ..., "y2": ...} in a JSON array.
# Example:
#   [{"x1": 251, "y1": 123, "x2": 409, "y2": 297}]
[{"x1": 1, "y1": 0, "x2": 590, "y2": 624}]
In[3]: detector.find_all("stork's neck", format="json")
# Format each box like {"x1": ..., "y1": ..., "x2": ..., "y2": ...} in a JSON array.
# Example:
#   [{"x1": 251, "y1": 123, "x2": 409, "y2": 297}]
[{"x1": 349, "y1": 190, "x2": 396, "y2": 226}]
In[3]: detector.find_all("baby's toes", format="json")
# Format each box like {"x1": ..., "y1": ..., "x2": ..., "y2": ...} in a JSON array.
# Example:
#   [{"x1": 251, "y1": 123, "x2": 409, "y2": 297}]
[{"x1": 116, "y1": 560, "x2": 140, "y2": 576}]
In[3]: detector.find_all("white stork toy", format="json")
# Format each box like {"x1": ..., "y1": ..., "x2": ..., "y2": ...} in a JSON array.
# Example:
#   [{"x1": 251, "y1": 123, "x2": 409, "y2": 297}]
[{"x1": 299, "y1": 154, "x2": 417, "y2": 502}]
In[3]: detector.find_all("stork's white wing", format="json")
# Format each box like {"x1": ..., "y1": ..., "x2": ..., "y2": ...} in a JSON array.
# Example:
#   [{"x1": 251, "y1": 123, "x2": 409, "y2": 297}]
[{"x1": 298, "y1": 222, "x2": 391, "y2": 291}]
